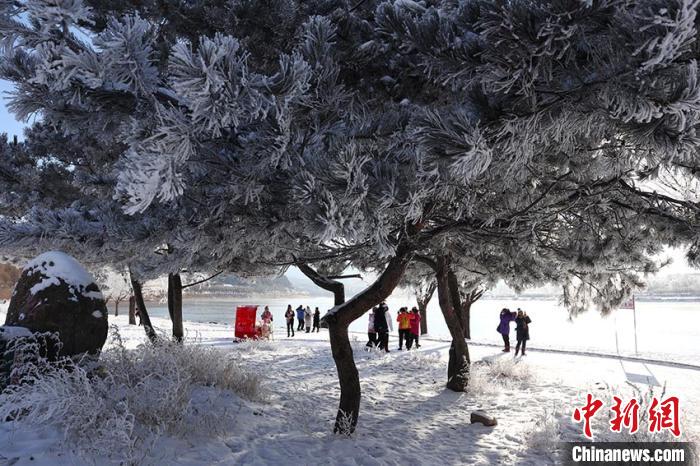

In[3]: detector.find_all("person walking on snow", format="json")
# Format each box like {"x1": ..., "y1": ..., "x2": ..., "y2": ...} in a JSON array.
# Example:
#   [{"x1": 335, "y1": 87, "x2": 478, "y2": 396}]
[
  {"x1": 304, "y1": 305, "x2": 312, "y2": 333},
  {"x1": 374, "y1": 302, "x2": 392, "y2": 352},
  {"x1": 296, "y1": 305, "x2": 305, "y2": 331},
  {"x1": 312, "y1": 307, "x2": 321, "y2": 332},
  {"x1": 497, "y1": 308, "x2": 517, "y2": 352},
  {"x1": 285, "y1": 305, "x2": 295, "y2": 337},
  {"x1": 406, "y1": 307, "x2": 421, "y2": 349},
  {"x1": 514, "y1": 309, "x2": 531, "y2": 356},
  {"x1": 366, "y1": 308, "x2": 377, "y2": 349},
  {"x1": 396, "y1": 307, "x2": 411, "y2": 350}
]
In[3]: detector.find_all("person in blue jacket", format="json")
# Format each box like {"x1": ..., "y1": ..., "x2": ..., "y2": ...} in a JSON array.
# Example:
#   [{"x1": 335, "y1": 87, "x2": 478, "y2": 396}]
[
  {"x1": 296, "y1": 305, "x2": 305, "y2": 331},
  {"x1": 497, "y1": 308, "x2": 517, "y2": 352}
]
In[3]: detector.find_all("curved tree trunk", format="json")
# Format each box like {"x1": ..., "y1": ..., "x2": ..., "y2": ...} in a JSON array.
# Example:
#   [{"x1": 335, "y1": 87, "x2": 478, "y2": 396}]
[
  {"x1": 310, "y1": 247, "x2": 413, "y2": 434},
  {"x1": 435, "y1": 258, "x2": 469, "y2": 392},
  {"x1": 168, "y1": 272, "x2": 184, "y2": 342},
  {"x1": 130, "y1": 276, "x2": 158, "y2": 343}
]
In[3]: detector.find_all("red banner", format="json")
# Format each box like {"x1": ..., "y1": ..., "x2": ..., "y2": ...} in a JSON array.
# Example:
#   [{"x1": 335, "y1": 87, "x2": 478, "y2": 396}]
[{"x1": 235, "y1": 305, "x2": 259, "y2": 339}]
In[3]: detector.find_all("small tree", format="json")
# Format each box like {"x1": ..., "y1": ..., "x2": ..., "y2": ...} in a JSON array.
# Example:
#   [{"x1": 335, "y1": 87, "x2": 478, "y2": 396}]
[{"x1": 94, "y1": 267, "x2": 131, "y2": 316}]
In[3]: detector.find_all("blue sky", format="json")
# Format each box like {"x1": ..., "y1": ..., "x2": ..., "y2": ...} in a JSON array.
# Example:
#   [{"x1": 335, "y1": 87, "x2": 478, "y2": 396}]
[{"x1": 0, "y1": 79, "x2": 27, "y2": 139}]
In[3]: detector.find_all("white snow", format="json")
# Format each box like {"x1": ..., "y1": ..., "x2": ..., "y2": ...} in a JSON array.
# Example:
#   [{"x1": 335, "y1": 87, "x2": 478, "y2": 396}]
[
  {"x1": 29, "y1": 276, "x2": 60, "y2": 296},
  {"x1": 0, "y1": 304, "x2": 697, "y2": 465},
  {"x1": 83, "y1": 290, "x2": 105, "y2": 300},
  {"x1": 91, "y1": 310, "x2": 103, "y2": 318},
  {"x1": 24, "y1": 251, "x2": 102, "y2": 301},
  {"x1": 0, "y1": 325, "x2": 32, "y2": 339}
]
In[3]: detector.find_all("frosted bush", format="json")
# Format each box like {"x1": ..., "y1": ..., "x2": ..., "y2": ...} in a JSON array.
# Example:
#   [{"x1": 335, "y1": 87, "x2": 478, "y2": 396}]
[
  {"x1": 468, "y1": 358, "x2": 534, "y2": 395},
  {"x1": 0, "y1": 329, "x2": 266, "y2": 463},
  {"x1": 526, "y1": 407, "x2": 565, "y2": 463},
  {"x1": 235, "y1": 337, "x2": 278, "y2": 353},
  {"x1": 401, "y1": 351, "x2": 443, "y2": 371}
]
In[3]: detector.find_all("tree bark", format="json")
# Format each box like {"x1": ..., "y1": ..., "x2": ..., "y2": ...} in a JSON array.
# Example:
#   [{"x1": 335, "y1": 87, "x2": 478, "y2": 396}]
[
  {"x1": 128, "y1": 296, "x2": 136, "y2": 325},
  {"x1": 296, "y1": 263, "x2": 345, "y2": 304},
  {"x1": 460, "y1": 289, "x2": 483, "y2": 340},
  {"x1": 114, "y1": 299, "x2": 119, "y2": 317},
  {"x1": 434, "y1": 257, "x2": 469, "y2": 392},
  {"x1": 168, "y1": 272, "x2": 184, "y2": 343},
  {"x1": 415, "y1": 280, "x2": 436, "y2": 335},
  {"x1": 130, "y1": 277, "x2": 158, "y2": 343},
  {"x1": 296, "y1": 263, "x2": 355, "y2": 434},
  {"x1": 315, "y1": 246, "x2": 413, "y2": 434}
]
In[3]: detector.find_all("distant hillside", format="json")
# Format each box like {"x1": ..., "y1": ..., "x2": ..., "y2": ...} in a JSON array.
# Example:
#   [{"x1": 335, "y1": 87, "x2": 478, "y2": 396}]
[
  {"x1": 482, "y1": 273, "x2": 700, "y2": 299},
  {"x1": 0, "y1": 263, "x2": 21, "y2": 300},
  {"x1": 182, "y1": 273, "x2": 304, "y2": 298}
]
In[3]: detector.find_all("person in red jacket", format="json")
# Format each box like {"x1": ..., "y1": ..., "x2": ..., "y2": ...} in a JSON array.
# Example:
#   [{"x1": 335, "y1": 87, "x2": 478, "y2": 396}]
[{"x1": 406, "y1": 307, "x2": 421, "y2": 349}]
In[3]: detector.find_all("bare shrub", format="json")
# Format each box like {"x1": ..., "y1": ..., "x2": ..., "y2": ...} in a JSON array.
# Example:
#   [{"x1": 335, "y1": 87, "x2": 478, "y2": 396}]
[
  {"x1": 0, "y1": 328, "x2": 266, "y2": 463},
  {"x1": 469, "y1": 357, "x2": 534, "y2": 395}
]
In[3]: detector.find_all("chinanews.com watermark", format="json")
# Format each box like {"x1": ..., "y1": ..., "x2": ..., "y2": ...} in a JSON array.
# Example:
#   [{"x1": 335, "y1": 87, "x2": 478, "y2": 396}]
[
  {"x1": 563, "y1": 393, "x2": 698, "y2": 465},
  {"x1": 563, "y1": 442, "x2": 697, "y2": 465}
]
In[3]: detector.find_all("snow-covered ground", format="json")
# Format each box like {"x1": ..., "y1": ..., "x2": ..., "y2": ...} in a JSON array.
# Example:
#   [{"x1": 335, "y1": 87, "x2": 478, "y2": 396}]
[
  {"x1": 1, "y1": 309, "x2": 699, "y2": 465},
  {"x1": 140, "y1": 295, "x2": 700, "y2": 366}
]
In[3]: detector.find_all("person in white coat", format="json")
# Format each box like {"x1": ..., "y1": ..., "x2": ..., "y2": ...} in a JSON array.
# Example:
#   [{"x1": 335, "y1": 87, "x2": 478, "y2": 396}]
[{"x1": 304, "y1": 305, "x2": 312, "y2": 333}]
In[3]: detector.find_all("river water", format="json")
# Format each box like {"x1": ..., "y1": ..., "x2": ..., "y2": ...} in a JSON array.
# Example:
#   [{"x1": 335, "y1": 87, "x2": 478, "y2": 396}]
[{"x1": 138, "y1": 293, "x2": 699, "y2": 365}]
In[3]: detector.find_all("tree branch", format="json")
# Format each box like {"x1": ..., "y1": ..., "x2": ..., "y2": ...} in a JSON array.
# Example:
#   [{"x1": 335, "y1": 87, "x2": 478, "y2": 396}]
[{"x1": 181, "y1": 270, "x2": 224, "y2": 289}]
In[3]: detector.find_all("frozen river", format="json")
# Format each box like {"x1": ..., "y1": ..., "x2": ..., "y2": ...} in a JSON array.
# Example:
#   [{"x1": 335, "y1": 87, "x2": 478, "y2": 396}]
[{"x1": 140, "y1": 293, "x2": 700, "y2": 365}]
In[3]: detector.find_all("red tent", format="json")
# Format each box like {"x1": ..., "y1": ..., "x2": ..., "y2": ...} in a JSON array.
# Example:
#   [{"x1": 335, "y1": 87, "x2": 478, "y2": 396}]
[{"x1": 234, "y1": 305, "x2": 259, "y2": 339}]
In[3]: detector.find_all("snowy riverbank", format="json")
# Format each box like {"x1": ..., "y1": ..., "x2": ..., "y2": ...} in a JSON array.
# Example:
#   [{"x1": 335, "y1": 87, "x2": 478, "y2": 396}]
[{"x1": 1, "y1": 311, "x2": 699, "y2": 465}]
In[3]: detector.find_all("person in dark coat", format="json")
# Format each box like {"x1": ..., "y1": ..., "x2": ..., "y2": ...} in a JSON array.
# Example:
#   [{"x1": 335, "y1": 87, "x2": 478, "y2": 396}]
[
  {"x1": 514, "y1": 309, "x2": 531, "y2": 356},
  {"x1": 374, "y1": 302, "x2": 390, "y2": 352},
  {"x1": 497, "y1": 308, "x2": 517, "y2": 352},
  {"x1": 366, "y1": 308, "x2": 377, "y2": 348},
  {"x1": 312, "y1": 307, "x2": 321, "y2": 332},
  {"x1": 296, "y1": 305, "x2": 305, "y2": 331},
  {"x1": 285, "y1": 305, "x2": 295, "y2": 337}
]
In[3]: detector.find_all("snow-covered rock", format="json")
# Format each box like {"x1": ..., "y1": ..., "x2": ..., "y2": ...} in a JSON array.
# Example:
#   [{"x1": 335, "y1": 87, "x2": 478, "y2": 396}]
[{"x1": 3, "y1": 251, "x2": 108, "y2": 357}]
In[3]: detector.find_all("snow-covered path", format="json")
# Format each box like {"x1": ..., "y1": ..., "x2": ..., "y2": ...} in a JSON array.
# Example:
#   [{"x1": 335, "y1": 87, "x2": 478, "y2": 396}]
[{"x1": 1, "y1": 314, "x2": 698, "y2": 465}]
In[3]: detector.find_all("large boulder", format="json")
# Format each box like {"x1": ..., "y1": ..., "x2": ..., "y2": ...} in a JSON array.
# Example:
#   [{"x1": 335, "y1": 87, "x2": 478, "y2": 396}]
[{"x1": 4, "y1": 251, "x2": 108, "y2": 357}]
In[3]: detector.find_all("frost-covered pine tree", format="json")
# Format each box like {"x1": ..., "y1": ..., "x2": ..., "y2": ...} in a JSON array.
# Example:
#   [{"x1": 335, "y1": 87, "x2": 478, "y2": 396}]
[{"x1": 3, "y1": 0, "x2": 700, "y2": 433}]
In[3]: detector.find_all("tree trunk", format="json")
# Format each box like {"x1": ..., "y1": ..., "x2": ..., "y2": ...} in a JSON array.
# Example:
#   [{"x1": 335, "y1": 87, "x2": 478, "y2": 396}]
[
  {"x1": 436, "y1": 257, "x2": 469, "y2": 392},
  {"x1": 168, "y1": 273, "x2": 184, "y2": 343},
  {"x1": 128, "y1": 296, "x2": 136, "y2": 325},
  {"x1": 462, "y1": 301, "x2": 471, "y2": 340},
  {"x1": 114, "y1": 299, "x2": 119, "y2": 317},
  {"x1": 130, "y1": 277, "x2": 158, "y2": 343},
  {"x1": 415, "y1": 280, "x2": 436, "y2": 335},
  {"x1": 296, "y1": 263, "x2": 354, "y2": 433},
  {"x1": 314, "y1": 246, "x2": 413, "y2": 434}
]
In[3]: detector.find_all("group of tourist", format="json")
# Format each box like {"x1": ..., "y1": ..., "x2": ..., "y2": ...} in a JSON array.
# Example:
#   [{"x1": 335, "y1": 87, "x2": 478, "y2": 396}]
[
  {"x1": 497, "y1": 307, "x2": 531, "y2": 356},
  {"x1": 283, "y1": 305, "x2": 321, "y2": 336},
  {"x1": 263, "y1": 302, "x2": 532, "y2": 358},
  {"x1": 366, "y1": 303, "x2": 422, "y2": 352}
]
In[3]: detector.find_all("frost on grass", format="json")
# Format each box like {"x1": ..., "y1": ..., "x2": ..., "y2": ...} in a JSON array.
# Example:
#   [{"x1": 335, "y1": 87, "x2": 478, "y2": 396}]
[
  {"x1": 469, "y1": 358, "x2": 535, "y2": 395},
  {"x1": 0, "y1": 328, "x2": 267, "y2": 463}
]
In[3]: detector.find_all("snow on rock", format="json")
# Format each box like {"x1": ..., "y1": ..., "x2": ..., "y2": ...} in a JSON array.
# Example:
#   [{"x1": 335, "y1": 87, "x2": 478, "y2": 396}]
[
  {"x1": 0, "y1": 325, "x2": 32, "y2": 340},
  {"x1": 4, "y1": 251, "x2": 108, "y2": 357},
  {"x1": 24, "y1": 251, "x2": 103, "y2": 301}
]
